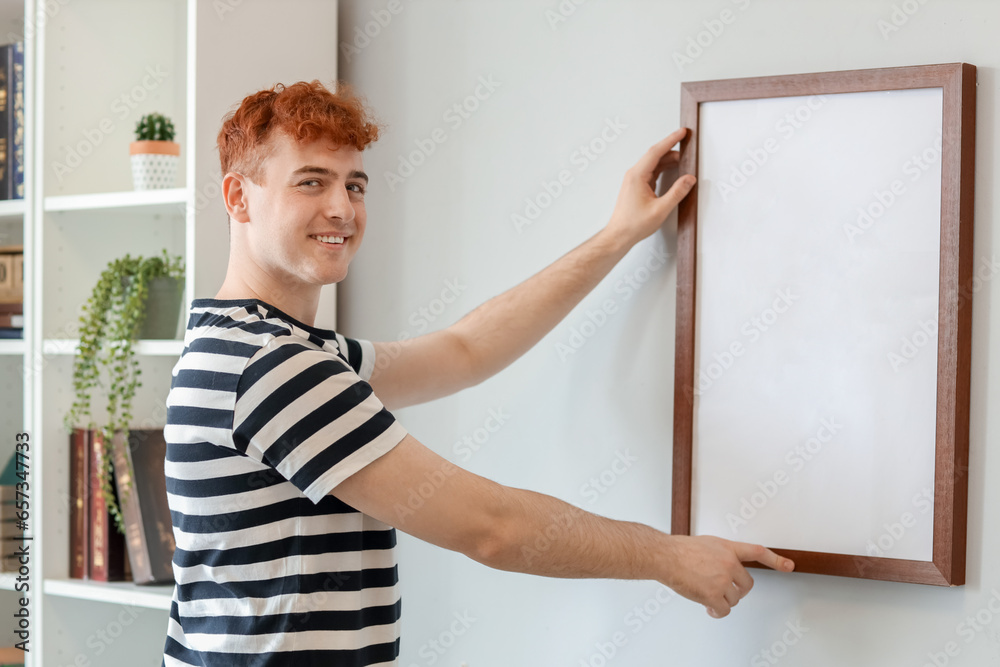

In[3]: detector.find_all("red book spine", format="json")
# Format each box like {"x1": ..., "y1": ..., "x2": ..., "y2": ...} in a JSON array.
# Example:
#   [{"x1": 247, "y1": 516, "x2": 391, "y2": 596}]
[
  {"x1": 69, "y1": 428, "x2": 89, "y2": 579},
  {"x1": 87, "y1": 429, "x2": 125, "y2": 581}
]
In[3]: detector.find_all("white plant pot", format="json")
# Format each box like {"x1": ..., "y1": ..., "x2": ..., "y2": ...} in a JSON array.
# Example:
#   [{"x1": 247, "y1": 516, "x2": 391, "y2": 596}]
[{"x1": 130, "y1": 140, "x2": 180, "y2": 190}]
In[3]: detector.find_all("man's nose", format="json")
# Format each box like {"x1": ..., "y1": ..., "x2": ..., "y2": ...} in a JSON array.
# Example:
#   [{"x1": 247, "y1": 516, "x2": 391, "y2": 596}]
[{"x1": 326, "y1": 185, "x2": 355, "y2": 222}]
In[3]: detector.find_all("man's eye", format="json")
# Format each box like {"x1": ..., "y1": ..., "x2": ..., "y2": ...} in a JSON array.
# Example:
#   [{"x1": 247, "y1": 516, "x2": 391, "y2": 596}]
[
  {"x1": 300, "y1": 179, "x2": 321, "y2": 187},
  {"x1": 347, "y1": 183, "x2": 366, "y2": 194}
]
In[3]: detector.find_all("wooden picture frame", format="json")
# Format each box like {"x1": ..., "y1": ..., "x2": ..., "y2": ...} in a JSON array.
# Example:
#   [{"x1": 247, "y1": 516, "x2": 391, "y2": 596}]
[{"x1": 672, "y1": 63, "x2": 976, "y2": 586}]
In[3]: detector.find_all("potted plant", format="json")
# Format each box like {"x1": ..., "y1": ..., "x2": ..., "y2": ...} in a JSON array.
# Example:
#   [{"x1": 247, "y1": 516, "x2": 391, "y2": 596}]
[
  {"x1": 130, "y1": 112, "x2": 180, "y2": 190},
  {"x1": 64, "y1": 249, "x2": 185, "y2": 533}
]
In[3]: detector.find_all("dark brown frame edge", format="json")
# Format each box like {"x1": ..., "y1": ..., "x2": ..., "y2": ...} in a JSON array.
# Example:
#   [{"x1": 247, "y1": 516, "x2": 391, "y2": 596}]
[{"x1": 671, "y1": 63, "x2": 976, "y2": 586}]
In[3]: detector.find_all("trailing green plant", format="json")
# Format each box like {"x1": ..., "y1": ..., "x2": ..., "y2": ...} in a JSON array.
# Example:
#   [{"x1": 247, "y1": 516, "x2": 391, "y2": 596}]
[
  {"x1": 64, "y1": 249, "x2": 184, "y2": 534},
  {"x1": 134, "y1": 112, "x2": 176, "y2": 142}
]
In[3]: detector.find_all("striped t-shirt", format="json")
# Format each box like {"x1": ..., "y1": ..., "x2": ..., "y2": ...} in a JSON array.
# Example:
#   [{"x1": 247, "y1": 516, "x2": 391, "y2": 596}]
[{"x1": 161, "y1": 298, "x2": 408, "y2": 667}]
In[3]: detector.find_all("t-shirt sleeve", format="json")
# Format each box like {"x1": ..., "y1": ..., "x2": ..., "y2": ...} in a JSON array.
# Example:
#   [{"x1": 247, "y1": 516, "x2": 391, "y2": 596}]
[
  {"x1": 335, "y1": 332, "x2": 377, "y2": 382},
  {"x1": 232, "y1": 337, "x2": 407, "y2": 503}
]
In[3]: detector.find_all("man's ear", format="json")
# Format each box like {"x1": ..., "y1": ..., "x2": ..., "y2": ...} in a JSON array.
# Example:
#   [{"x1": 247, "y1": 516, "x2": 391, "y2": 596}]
[{"x1": 223, "y1": 172, "x2": 251, "y2": 223}]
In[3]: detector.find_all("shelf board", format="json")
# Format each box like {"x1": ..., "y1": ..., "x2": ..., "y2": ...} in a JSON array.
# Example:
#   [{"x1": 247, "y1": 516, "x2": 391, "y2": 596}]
[
  {"x1": 44, "y1": 578, "x2": 173, "y2": 611},
  {"x1": 0, "y1": 572, "x2": 20, "y2": 592},
  {"x1": 0, "y1": 339, "x2": 25, "y2": 355},
  {"x1": 44, "y1": 188, "x2": 189, "y2": 213},
  {"x1": 0, "y1": 199, "x2": 25, "y2": 222},
  {"x1": 43, "y1": 339, "x2": 184, "y2": 356}
]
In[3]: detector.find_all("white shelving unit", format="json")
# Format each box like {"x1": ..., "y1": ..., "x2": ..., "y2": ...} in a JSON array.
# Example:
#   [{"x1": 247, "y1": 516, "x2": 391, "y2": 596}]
[
  {"x1": 43, "y1": 579, "x2": 173, "y2": 611},
  {"x1": 23, "y1": 1, "x2": 342, "y2": 665},
  {"x1": 0, "y1": 0, "x2": 32, "y2": 658}
]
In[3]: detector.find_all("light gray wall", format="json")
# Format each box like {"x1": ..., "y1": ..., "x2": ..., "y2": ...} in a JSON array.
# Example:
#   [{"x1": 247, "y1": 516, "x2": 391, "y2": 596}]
[{"x1": 337, "y1": 1, "x2": 998, "y2": 665}]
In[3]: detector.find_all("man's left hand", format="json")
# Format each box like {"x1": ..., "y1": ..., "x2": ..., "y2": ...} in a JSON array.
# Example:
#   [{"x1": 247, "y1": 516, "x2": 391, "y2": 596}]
[{"x1": 605, "y1": 128, "x2": 696, "y2": 247}]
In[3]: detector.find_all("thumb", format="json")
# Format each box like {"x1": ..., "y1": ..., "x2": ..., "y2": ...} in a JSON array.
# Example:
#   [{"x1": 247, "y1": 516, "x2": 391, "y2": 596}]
[{"x1": 654, "y1": 174, "x2": 696, "y2": 219}]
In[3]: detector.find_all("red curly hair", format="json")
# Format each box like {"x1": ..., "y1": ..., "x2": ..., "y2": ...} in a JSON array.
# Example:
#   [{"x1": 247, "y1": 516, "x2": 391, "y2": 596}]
[{"x1": 217, "y1": 80, "x2": 382, "y2": 183}]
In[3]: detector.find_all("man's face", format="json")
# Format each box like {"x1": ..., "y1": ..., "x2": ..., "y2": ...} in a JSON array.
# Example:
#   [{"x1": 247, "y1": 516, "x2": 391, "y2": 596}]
[{"x1": 240, "y1": 132, "x2": 368, "y2": 292}]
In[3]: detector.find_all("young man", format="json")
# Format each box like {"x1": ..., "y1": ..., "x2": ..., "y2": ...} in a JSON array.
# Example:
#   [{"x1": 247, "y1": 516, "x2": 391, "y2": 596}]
[{"x1": 162, "y1": 80, "x2": 794, "y2": 666}]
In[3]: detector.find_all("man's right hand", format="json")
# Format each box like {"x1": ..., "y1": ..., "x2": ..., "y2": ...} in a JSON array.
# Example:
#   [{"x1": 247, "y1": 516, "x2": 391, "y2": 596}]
[
  {"x1": 661, "y1": 535, "x2": 795, "y2": 618},
  {"x1": 333, "y1": 434, "x2": 796, "y2": 618}
]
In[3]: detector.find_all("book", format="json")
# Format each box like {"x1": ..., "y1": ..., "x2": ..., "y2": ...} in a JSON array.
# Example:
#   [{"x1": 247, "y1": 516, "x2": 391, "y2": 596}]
[
  {"x1": 10, "y1": 252, "x2": 20, "y2": 293},
  {"x1": 0, "y1": 453, "x2": 24, "y2": 574},
  {"x1": 0, "y1": 44, "x2": 8, "y2": 200},
  {"x1": 69, "y1": 428, "x2": 90, "y2": 579},
  {"x1": 0, "y1": 313, "x2": 22, "y2": 328},
  {"x1": 0, "y1": 247, "x2": 21, "y2": 305},
  {"x1": 0, "y1": 255, "x2": 11, "y2": 294},
  {"x1": 0, "y1": 646, "x2": 23, "y2": 665},
  {"x1": 9, "y1": 41, "x2": 22, "y2": 200},
  {"x1": 88, "y1": 430, "x2": 126, "y2": 581},
  {"x1": 112, "y1": 428, "x2": 175, "y2": 584}
]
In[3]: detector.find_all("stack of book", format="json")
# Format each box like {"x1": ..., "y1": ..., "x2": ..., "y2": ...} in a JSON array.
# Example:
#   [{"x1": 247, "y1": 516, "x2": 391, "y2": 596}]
[
  {"x1": 0, "y1": 453, "x2": 23, "y2": 573},
  {"x1": 0, "y1": 41, "x2": 25, "y2": 201},
  {"x1": 69, "y1": 428, "x2": 176, "y2": 584},
  {"x1": 0, "y1": 245, "x2": 21, "y2": 339}
]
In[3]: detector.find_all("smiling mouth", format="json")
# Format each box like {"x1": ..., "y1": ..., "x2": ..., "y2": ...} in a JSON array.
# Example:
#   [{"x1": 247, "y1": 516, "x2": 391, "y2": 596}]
[{"x1": 310, "y1": 234, "x2": 346, "y2": 245}]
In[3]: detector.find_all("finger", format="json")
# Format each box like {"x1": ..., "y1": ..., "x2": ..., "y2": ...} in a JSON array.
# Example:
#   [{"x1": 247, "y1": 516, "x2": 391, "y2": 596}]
[
  {"x1": 723, "y1": 584, "x2": 740, "y2": 609},
  {"x1": 647, "y1": 151, "x2": 682, "y2": 190},
  {"x1": 652, "y1": 174, "x2": 697, "y2": 219},
  {"x1": 633, "y1": 128, "x2": 690, "y2": 176},
  {"x1": 733, "y1": 567, "x2": 755, "y2": 597},
  {"x1": 707, "y1": 600, "x2": 731, "y2": 619},
  {"x1": 735, "y1": 543, "x2": 795, "y2": 572}
]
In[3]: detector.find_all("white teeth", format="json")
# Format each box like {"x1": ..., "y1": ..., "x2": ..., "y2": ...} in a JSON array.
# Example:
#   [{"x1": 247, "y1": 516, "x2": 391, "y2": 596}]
[{"x1": 312, "y1": 235, "x2": 345, "y2": 244}]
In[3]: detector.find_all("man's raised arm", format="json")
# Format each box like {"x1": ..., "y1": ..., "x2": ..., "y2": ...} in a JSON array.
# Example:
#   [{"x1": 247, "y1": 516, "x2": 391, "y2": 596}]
[
  {"x1": 333, "y1": 434, "x2": 795, "y2": 619},
  {"x1": 368, "y1": 129, "x2": 697, "y2": 409}
]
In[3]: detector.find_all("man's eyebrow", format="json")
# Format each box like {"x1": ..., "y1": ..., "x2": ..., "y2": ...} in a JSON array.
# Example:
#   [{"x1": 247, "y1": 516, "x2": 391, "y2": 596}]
[{"x1": 290, "y1": 165, "x2": 369, "y2": 183}]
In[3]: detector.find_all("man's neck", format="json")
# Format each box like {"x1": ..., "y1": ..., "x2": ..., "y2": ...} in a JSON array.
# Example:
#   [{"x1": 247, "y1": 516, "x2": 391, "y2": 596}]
[{"x1": 215, "y1": 278, "x2": 319, "y2": 327}]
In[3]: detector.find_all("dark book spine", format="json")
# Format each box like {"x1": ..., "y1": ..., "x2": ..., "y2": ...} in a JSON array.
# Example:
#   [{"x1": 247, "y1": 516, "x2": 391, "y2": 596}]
[
  {"x1": 134, "y1": 429, "x2": 176, "y2": 583},
  {"x1": 113, "y1": 429, "x2": 175, "y2": 584},
  {"x1": 69, "y1": 428, "x2": 90, "y2": 579},
  {"x1": 10, "y1": 41, "x2": 23, "y2": 200},
  {"x1": 0, "y1": 45, "x2": 9, "y2": 201},
  {"x1": 112, "y1": 430, "x2": 150, "y2": 583},
  {"x1": 87, "y1": 429, "x2": 126, "y2": 581}
]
